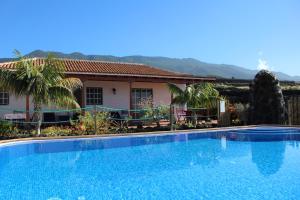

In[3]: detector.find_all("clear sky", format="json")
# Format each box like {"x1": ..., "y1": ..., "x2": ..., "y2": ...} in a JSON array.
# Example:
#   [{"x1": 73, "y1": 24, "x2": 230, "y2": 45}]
[{"x1": 1, "y1": 0, "x2": 299, "y2": 75}]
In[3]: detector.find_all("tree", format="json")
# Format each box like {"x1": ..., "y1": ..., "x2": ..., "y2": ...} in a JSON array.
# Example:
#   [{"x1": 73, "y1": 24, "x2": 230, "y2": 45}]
[
  {"x1": 0, "y1": 51, "x2": 82, "y2": 135},
  {"x1": 168, "y1": 83, "x2": 220, "y2": 125},
  {"x1": 168, "y1": 83, "x2": 219, "y2": 108},
  {"x1": 249, "y1": 70, "x2": 287, "y2": 124}
]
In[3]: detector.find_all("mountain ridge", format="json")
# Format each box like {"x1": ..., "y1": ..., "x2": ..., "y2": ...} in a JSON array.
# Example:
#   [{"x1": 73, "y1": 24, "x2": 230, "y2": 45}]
[{"x1": 1, "y1": 50, "x2": 299, "y2": 81}]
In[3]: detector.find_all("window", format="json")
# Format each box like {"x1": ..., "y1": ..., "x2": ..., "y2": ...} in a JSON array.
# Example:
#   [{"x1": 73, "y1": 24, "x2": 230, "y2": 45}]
[
  {"x1": 86, "y1": 87, "x2": 103, "y2": 105},
  {"x1": 0, "y1": 91, "x2": 9, "y2": 105},
  {"x1": 131, "y1": 88, "x2": 153, "y2": 109}
]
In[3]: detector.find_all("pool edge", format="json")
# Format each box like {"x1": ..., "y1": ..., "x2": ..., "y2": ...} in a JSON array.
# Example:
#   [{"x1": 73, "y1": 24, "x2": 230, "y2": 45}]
[{"x1": 1, "y1": 125, "x2": 298, "y2": 147}]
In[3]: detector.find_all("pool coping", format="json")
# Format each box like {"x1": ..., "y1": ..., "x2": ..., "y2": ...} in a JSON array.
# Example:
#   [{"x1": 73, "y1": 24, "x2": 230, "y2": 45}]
[{"x1": 0, "y1": 125, "x2": 298, "y2": 146}]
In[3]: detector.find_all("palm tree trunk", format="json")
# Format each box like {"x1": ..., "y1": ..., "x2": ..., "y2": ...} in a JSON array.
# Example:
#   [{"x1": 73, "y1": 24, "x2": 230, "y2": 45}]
[
  {"x1": 207, "y1": 108, "x2": 210, "y2": 121},
  {"x1": 192, "y1": 110, "x2": 197, "y2": 127},
  {"x1": 170, "y1": 104, "x2": 174, "y2": 131},
  {"x1": 33, "y1": 103, "x2": 42, "y2": 136},
  {"x1": 26, "y1": 95, "x2": 30, "y2": 122}
]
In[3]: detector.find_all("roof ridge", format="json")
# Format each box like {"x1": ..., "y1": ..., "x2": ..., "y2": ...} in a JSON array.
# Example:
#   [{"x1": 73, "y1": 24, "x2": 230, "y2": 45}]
[
  {"x1": 0, "y1": 57, "x2": 188, "y2": 76},
  {"x1": 30, "y1": 57, "x2": 148, "y2": 66},
  {"x1": 0, "y1": 57, "x2": 148, "y2": 66}
]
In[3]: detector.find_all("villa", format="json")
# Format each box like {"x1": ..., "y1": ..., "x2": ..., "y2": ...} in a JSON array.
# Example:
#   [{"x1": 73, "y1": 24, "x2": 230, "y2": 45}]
[{"x1": 0, "y1": 58, "x2": 215, "y2": 120}]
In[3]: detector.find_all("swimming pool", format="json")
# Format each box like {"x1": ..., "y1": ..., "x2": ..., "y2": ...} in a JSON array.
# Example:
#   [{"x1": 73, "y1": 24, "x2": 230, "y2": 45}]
[{"x1": 1, "y1": 126, "x2": 300, "y2": 200}]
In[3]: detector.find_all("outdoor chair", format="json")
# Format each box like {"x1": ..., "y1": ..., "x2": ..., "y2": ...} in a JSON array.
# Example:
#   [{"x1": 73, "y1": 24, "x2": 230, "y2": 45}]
[
  {"x1": 43, "y1": 113, "x2": 56, "y2": 123},
  {"x1": 185, "y1": 110, "x2": 194, "y2": 123},
  {"x1": 175, "y1": 108, "x2": 187, "y2": 121}
]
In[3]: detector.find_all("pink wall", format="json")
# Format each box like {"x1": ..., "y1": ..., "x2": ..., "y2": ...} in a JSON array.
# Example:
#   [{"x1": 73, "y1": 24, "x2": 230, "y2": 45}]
[
  {"x1": 131, "y1": 82, "x2": 184, "y2": 107},
  {"x1": 83, "y1": 80, "x2": 131, "y2": 109},
  {"x1": 0, "y1": 81, "x2": 186, "y2": 118},
  {"x1": 84, "y1": 81, "x2": 186, "y2": 109}
]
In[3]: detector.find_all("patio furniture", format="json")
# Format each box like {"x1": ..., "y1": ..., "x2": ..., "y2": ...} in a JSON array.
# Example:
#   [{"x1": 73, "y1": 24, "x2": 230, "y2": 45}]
[
  {"x1": 43, "y1": 113, "x2": 56, "y2": 122},
  {"x1": 175, "y1": 108, "x2": 187, "y2": 121},
  {"x1": 186, "y1": 108, "x2": 210, "y2": 124},
  {"x1": 58, "y1": 115, "x2": 70, "y2": 122},
  {"x1": 4, "y1": 113, "x2": 26, "y2": 121}
]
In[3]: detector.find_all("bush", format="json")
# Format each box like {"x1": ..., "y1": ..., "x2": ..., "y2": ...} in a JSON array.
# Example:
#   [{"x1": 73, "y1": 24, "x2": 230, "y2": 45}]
[
  {"x1": 0, "y1": 120, "x2": 13, "y2": 131},
  {"x1": 0, "y1": 121, "x2": 15, "y2": 138},
  {"x1": 41, "y1": 126, "x2": 73, "y2": 137},
  {"x1": 74, "y1": 111, "x2": 111, "y2": 135},
  {"x1": 144, "y1": 105, "x2": 170, "y2": 127},
  {"x1": 0, "y1": 121, "x2": 35, "y2": 139},
  {"x1": 110, "y1": 116, "x2": 132, "y2": 134}
]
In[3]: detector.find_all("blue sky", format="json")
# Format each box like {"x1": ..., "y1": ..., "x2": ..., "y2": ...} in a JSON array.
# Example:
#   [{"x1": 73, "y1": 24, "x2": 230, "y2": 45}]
[{"x1": 1, "y1": 0, "x2": 299, "y2": 75}]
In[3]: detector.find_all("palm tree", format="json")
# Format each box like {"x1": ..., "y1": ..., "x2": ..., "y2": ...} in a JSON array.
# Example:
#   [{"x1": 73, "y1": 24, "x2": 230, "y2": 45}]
[
  {"x1": 196, "y1": 83, "x2": 220, "y2": 112},
  {"x1": 168, "y1": 83, "x2": 220, "y2": 125},
  {"x1": 0, "y1": 51, "x2": 82, "y2": 135}
]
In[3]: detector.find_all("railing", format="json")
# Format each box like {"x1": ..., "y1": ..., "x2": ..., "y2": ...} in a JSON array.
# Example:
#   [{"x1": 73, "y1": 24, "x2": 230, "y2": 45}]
[
  {"x1": 0, "y1": 105, "x2": 218, "y2": 136},
  {"x1": 0, "y1": 105, "x2": 171, "y2": 125}
]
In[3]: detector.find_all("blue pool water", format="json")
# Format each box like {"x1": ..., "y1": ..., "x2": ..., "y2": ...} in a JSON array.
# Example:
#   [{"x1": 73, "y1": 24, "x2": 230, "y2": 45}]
[{"x1": 1, "y1": 127, "x2": 300, "y2": 200}]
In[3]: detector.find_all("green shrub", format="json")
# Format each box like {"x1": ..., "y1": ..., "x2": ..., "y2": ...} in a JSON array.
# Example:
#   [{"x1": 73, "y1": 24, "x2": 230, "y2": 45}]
[
  {"x1": 0, "y1": 120, "x2": 13, "y2": 131},
  {"x1": 0, "y1": 121, "x2": 16, "y2": 138},
  {"x1": 41, "y1": 126, "x2": 73, "y2": 137},
  {"x1": 110, "y1": 116, "x2": 132, "y2": 134},
  {"x1": 74, "y1": 111, "x2": 111, "y2": 134},
  {"x1": 0, "y1": 121, "x2": 34, "y2": 139},
  {"x1": 144, "y1": 105, "x2": 170, "y2": 127}
]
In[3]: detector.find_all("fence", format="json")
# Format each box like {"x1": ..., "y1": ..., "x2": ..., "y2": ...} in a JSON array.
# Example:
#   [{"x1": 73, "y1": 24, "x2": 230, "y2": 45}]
[
  {"x1": 0, "y1": 104, "x2": 225, "y2": 136},
  {"x1": 0, "y1": 105, "x2": 170, "y2": 125},
  {"x1": 288, "y1": 96, "x2": 300, "y2": 125}
]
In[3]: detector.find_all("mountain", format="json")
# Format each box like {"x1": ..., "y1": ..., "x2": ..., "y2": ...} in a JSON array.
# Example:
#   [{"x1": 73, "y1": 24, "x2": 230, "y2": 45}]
[
  {"x1": 0, "y1": 58, "x2": 14, "y2": 63},
  {"x1": 1, "y1": 50, "x2": 300, "y2": 81}
]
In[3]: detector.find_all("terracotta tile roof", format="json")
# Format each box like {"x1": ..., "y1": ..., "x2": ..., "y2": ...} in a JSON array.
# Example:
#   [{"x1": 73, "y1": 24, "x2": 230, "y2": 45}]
[{"x1": 0, "y1": 58, "x2": 214, "y2": 81}]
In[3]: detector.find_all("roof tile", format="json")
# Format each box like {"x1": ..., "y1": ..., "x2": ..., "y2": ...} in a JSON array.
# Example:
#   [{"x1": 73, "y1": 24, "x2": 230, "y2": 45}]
[{"x1": 0, "y1": 58, "x2": 214, "y2": 81}]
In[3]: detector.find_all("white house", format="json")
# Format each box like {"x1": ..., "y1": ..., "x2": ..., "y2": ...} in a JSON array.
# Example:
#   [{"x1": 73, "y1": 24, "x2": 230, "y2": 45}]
[{"x1": 0, "y1": 58, "x2": 215, "y2": 121}]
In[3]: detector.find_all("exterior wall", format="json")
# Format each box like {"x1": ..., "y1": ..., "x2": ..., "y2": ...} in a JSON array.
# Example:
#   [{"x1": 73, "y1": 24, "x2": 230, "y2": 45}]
[
  {"x1": 83, "y1": 80, "x2": 131, "y2": 109},
  {"x1": 131, "y1": 82, "x2": 185, "y2": 107},
  {"x1": 0, "y1": 81, "x2": 186, "y2": 119},
  {"x1": 0, "y1": 95, "x2": 27, "y2": 118},
  {"x1": 83, "y1": 80, "x2": 185, "y2": 109},
  {"x1": 0, "y1": 95, "x2": 68, "y2": 119}
]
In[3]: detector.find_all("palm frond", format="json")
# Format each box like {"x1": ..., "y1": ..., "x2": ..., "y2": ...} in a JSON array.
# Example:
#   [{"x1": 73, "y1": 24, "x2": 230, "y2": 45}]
[
  {"x1": 48, "y1": 86, "x2": 79, "y2": 108},
  {"x1": 168, "y1": 83, "x2": 190, "y2": 105},
  {"x1": 172, "y1": 95, "x2": 188, "y2": 105},
  {"x1": 167, "y1": 83, "x2": 184, "y2": 96},
  {"x1": 42, "y1": 56, "x2": 65, "y2": 83},
  {"x1": 57, "y1": 78, "x2": 83, "y2": 91},
  {"x1": 168, "y1": 82, "x2": 220, "y2": 109},
  {"x1": 0, "y1": 69, "x2": 16, "y2": 89},
  {"x1": 0, "y1": 68, "x2": 30, "y2": 97},
  {"x1": 51, "y1": 95, "x2": 80, "y2": 109}
]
